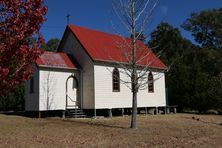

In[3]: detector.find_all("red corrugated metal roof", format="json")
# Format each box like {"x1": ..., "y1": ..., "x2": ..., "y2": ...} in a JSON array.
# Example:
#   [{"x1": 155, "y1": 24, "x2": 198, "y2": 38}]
[
  {"x1": 36, "y1": 51, "x2": 76, "y2": 69},
  {"x1": 68, "y1": 25, "x2": 167, "y2": 70}
]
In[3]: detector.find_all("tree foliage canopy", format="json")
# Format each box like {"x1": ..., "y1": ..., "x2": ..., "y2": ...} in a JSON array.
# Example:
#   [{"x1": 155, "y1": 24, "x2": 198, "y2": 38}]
[
  {"x1": 41, "y1": 38, "x2": 60, "y2": 51},
  {"x1": 149, "y1": 8, "x2": 222, "y2": 113},
  {"x1": 0, "y1": 0, "x2": 47, "y2": 95},
  {"x1": 149, "y1": 22, "x2": 192, "y2": 66},
  {"x1": 182, "y1": 8, "x2": 222, "y2": 49}
]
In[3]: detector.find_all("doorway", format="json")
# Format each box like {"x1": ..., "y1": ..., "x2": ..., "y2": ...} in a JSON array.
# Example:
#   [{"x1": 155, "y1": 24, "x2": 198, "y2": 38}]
[{"x1": 66, "y1": 75, "x2": 79, "y2": 109}]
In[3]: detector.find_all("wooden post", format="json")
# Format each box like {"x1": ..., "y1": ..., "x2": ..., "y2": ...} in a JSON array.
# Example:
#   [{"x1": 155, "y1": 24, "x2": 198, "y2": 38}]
[
  {"x1": 126, "y1": 109, "x2": 129, "y2": 115},
  {"x1": 94, "y1": 109, "x2": 97, "y2": 118},
  {"x1": 121, "y1": 108, "x2": 124, "y2": 116},
  {"x1": 164, "y1": 106, "x2": 167, "y2": 114},
  {"x1": 138, "y1": 108, "x2": 141, "y2": 114},
  {"x1": 155, "y1": 107, "x2": 158, "y2": 115},
  {"x1": 174, "y1": 107, "x2": 177, "y2": 113},
  {"x1": 167, "y1": 106, "x2": 170, "y2": 114},
  {"x1": 145, "y1": 107, "x2": 147, "y2": 115},
  {"x1": 108, "y1": 109, "x2": 112, "y2": 118},
  {"x1": 62, "y1": 110, "x2": 65, "y2": 119}
]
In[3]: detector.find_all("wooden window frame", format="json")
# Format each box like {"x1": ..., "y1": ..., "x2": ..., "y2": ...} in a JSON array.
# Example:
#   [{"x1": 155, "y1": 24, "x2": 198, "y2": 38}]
[
  {"x1": 112, "y1": 68, "x2": 120, "y2": 92},
  {"x1": 148, "y1": 72, "x2": 154, "y2": 93},
  {"x1": 30, "y1": 77, "x2": 34, "y2": 93}
]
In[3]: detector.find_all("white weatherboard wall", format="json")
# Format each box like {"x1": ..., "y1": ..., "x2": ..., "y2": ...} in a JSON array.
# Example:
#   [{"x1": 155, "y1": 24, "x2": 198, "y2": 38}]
[
  {"x1": 94, "y1": 65, "x2": 166, "y2": 109},
  {"x1": 59, "y1": 31, "x2": 95, "y2": 109},
  {"x1": 39, "y1": 69, "x2": 78, "y2": 111}
]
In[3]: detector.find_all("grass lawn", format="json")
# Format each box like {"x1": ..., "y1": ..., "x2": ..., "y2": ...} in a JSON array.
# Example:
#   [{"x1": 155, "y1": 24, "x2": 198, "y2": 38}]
[{"x1": 0, "y1": 113, "x2": 222, "y2": 147}]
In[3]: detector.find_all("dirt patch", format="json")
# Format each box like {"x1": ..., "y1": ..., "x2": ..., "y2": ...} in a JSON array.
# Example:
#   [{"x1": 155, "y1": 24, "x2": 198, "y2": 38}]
[{"x1": 0, "y1": 114, "x2": 221, "y2": 147}]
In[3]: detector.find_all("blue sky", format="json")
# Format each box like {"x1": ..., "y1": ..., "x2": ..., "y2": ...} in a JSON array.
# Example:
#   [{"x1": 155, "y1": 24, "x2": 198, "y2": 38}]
[{"x1": 41, "y1": 0, "x2": 222, "y2": 42}]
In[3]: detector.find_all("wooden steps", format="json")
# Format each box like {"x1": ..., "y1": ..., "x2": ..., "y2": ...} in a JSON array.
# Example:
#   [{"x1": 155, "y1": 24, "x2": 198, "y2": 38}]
[{"x1": 65, "y1": 108, "x2": 86, "y2": 118}]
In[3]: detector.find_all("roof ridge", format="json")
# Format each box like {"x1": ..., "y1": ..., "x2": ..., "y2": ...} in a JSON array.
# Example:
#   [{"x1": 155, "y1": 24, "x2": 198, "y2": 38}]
[
  {"x1": 67, "y1": 24, "x2": 167, "y2": 70},
  {"x1": 68, "y1": 24, "x2": 131, "y2": 40}
]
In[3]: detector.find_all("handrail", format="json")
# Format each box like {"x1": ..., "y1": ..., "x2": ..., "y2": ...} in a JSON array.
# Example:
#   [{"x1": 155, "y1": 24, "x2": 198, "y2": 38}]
[{"x1": 66, "y1": 95, "x2": 80, "y2": 107}]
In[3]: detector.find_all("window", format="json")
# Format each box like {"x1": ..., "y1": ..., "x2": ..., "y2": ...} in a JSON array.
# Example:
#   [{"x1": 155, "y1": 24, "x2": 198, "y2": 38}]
[
  {"x1": 148, "y1": 72, "x2": 154, "y2": 93},
  {"x1": 112, "y1": 68, "x2": 120, "y2": 92},
  {"x1": 30, "y1": 77, "x2": 34, "y2": 93}
]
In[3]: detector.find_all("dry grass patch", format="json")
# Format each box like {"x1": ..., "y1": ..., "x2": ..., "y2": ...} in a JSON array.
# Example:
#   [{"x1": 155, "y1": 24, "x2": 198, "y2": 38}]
[{"x1": 0, "y1": 114, "x2": 221, "y2": 147}]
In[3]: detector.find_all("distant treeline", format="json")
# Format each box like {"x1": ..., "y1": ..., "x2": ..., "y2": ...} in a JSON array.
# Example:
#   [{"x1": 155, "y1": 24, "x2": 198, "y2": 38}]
[{"x1": 149, "y1": 8, "x2": 222, "y2": 114}]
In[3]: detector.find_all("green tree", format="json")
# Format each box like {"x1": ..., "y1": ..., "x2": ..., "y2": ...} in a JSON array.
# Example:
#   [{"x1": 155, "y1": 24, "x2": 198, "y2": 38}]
[
  {"x1": 209, "y1": 73, "x2": 222, "y2": 112},
  {"x1": 0, "y1": 84, "x2": 25, "y2": 111},
  {"x1": 182, "y1": 8, "x2": 222, "y2": 49},
  {"x1": 182, "y1": 9, "x2": 222, "y2": 76},
  {"x1": 148, "y1": 22, "x2": 222, "y2": 112},
  {"x1": 149, "y1": 23, "x2": 198, "y2": 110},
  {"x1": 41, "y1": 38, "x2": 60, "y2": 51},
  {"x1": 149, "y1": 22, "x2": 187, "y2": 65},
  {"x1": 182, "y1": 9, "x2": 222, "y2": 112},
  {"x1": 149, "y1": 9, "x2": 222, "y2": 113}
]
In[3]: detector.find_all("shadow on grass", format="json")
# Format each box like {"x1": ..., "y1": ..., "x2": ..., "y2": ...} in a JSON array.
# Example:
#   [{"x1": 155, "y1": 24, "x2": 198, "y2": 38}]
[
  {"x1": 0, "y1": 111, "x2": 63, "y2": 118},
  {"x1": 50, "y1": 117, "x2": 130, "y2": 130},
  {"x1": 0, "y1": 111, "x2": 30, "y2": 117},
  {"x1": 0, "y1": 111, "x2": 132, "y2": 129},
  {"x1": 0, "y1": 111, "x2": 129, "y2": 129}
]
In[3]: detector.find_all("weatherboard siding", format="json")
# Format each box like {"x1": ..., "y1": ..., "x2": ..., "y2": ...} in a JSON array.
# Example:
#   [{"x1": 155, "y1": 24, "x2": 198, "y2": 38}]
[
  {"x1": 94, "y1": 65, "x2": 166, "y2": 109},
  {"x1": 59, "y1": 31, "x2": 94, "y2": 109},
  {"x1": 38, "y1": 69, "x2": 78, "y2": 111}
]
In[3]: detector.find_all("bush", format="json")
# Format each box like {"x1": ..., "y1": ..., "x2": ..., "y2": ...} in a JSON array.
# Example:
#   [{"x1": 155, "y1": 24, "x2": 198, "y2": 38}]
[{"x1": 0, "y1": 84, "x2": 25, "y2": 111}]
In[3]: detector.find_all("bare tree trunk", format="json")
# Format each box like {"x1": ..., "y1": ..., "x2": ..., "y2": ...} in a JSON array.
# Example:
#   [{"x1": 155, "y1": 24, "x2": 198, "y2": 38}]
[
  {"x1": 130, "y1": 0, "x2": 138, "y2": 129},
  {"x1": 131, "y1": 89, "x2": 137, "y2": 128}
]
